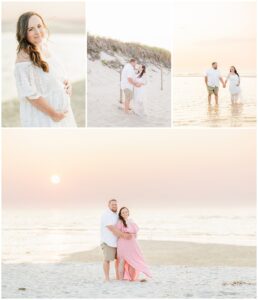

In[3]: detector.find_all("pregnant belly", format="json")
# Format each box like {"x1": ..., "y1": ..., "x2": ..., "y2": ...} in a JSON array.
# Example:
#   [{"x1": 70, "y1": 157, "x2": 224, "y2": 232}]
[{"x1": 46, "y1": 89, "x2": 70, "y2": 111}]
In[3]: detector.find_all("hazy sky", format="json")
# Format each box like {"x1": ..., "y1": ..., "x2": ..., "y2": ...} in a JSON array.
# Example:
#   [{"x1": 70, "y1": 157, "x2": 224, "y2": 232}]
[
  {"x1": 87, "y1": 0, "x2": 172, "y2": 50},
  {"x1": 173, "y1": 0, "x2": 256, "y2": 74},
  {"x1": 2, "y1": 129, "x2": 256, "y2": 211},
  {"x1": 2, "y1": 1, "x2": 85, "y2": 22}
]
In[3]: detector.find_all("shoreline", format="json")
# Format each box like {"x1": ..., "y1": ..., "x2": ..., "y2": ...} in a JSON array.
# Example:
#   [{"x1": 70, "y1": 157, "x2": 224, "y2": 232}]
[
  {"x1": 61, "y1": 240, "x2": 256, "y2": 267},
  {"x1": 2, "y1": 80, "x2": 85, "y2": 127}
]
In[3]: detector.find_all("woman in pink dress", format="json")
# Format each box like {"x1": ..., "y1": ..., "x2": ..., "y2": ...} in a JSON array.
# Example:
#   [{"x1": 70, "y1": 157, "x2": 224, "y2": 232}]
[{"x1": 116, "y1": 207, "x2": 151, "y2": 281}]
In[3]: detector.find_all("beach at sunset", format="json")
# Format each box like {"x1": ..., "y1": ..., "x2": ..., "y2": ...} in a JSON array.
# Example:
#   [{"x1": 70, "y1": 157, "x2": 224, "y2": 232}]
[
  {"x1": 172, "y1": 1, "x2": 256, "y2": 127},
  {"x1": 2, "y1": 128, "x2": 256, "y2": 298}
]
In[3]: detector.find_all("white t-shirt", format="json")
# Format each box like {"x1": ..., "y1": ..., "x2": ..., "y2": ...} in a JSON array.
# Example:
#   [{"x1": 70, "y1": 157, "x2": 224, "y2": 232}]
[
  {"x1": 205, "y1": 68, "x2": 221, "y2": 87},
  {"x1": 121, "y1": 63, "x2": 135, "y2": 91},
  {"x1": 100, "y1": 209, "x2": 118, "y2": 247}
]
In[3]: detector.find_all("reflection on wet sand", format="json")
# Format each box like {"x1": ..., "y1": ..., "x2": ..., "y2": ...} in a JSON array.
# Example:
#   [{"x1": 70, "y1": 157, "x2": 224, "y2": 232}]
[
  {"x1": 173, "y1": 77, "x2": 256, "y2": 127},
  {"x1": 230, "y1": 103, "x2": 244, "y2": 127}
]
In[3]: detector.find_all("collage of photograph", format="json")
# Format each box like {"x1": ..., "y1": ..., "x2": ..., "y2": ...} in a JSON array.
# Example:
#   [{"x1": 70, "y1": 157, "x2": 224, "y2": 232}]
[{"x1": 1, "y1": 0, "x2": 256, "y2": 299}]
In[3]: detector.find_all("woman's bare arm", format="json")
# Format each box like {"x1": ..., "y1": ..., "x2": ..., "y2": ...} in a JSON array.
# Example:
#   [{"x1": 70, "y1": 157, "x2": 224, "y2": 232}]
[
  {"x1": 106, "y1": 225, "x2": 132, "y2": 239},
  {"x1": 28, "y1": 97, "x2": 67, "y2": 122}
]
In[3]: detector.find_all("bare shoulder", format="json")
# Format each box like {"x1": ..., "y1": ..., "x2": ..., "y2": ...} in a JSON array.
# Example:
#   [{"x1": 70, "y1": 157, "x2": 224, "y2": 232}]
[{"x1": 16, "y1": 50, "x2": 30, "y2": 63}]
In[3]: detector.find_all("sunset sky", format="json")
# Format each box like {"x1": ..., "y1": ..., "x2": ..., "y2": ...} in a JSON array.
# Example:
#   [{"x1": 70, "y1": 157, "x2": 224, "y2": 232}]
[
  {"x1": 87, "y1": 0, "x2": 172, "y2": 50},
  {"x1": 173, "y1": 0, "x2": 256, "y2": 75},
  {"x1": 2, "y1": 129, "x2": 256, "y2": 211}
]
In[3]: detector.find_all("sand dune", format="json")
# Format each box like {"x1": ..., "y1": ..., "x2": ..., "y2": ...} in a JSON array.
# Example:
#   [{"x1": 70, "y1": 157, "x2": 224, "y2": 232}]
[{"x1": 87, "y1": 56, "x2": 171, "y2": 127}]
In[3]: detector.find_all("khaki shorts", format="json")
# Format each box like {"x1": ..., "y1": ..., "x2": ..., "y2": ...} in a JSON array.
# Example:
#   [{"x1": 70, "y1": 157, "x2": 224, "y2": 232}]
[
  {"x1": 207, "y1": 85, "x2": 219, "y2": 96},
  {"x1": 123, "y1": 89, "x2": 133, "y2": 101},
  {"x1": 101, "y1": 243, "x2": 117, "y2": 261}
]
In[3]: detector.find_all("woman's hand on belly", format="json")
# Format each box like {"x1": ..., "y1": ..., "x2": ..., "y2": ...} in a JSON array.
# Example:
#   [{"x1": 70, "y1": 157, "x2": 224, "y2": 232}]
[
  {"x1": 64, "y1": 80, "x2": 72, "y2": 97},
  {"x1": 51, "y1": 110, "x2": 68, "y2": 122}
]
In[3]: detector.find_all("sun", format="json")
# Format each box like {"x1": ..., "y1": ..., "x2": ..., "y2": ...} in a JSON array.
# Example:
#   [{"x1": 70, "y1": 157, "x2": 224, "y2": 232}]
[{"x1": 50, "y1": 175, "x2": 61, "y2": 184}]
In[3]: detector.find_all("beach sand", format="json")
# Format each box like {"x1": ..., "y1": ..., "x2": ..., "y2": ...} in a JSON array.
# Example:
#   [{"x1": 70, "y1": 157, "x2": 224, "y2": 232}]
[
  {"x1": 2, "y1": 240, "x2": 256, "y2": 298},
  {"x1": 2, "y1": 80, "x2": 85, "y2": 127},
  {"x1": 87, "y1": 59, "x2": 171, "y2": 127},
  {"x1": 62, "y1": 240, "x2": 256, "y2": 267}
]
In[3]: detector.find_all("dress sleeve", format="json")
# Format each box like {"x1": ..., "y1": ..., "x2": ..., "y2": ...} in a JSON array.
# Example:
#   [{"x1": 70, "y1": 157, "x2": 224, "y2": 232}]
[
  {"x1": 115, "y1": 220, "x2": 123, "y2": 231},
  {"x1": 14, "y1": 63, "x2": 41, "y2": 101}
]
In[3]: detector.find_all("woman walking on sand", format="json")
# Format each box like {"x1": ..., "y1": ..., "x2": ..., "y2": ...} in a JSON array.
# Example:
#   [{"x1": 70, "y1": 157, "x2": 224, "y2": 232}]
[
  {"x1": 116, "y1": 207, "x2": 151, "y2": 281},
  {"x1": 225, "y1": 66, "x2": 241, "y2": 104},
  {"x1": 14, "y1": 11, "x2": 76, "y2": 127}
]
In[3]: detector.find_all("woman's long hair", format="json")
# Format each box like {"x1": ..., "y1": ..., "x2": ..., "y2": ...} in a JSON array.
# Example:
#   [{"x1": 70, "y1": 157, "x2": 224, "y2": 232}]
[
  {"x1": 16, "y1": 12, "x2": 49, "y2": 72},
  {"x1": 231, "y1": 66, "x2": 240, "y2": 77},
  {"x1": 138, "y1": 65, "x2": 146, "y2": 78},
  {"x1": 118, "y1": 207, "x2": 129, "y2": 228}
]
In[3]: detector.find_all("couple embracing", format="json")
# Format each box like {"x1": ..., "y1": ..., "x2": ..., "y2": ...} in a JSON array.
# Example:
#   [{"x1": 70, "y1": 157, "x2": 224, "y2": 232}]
[
  {"x1": 100, "y1": 199, "x2": 151, "y2": 282},
  {"x1": 121, "y1": 58, "x2": 147, "y2": 116}
]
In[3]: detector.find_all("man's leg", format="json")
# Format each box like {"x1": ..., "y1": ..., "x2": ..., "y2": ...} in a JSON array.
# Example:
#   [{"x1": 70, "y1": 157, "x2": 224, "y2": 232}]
[
  {"x1": 214, "y1": 87, "x2": 219, "y2": 105},
  {"x1": 215, "y1": 94, "x2": 218, "y2": 105},
  {"x1": 103, "y1": 260, "x2": 110, "y2": 281},
  {"x1": 208, "y1": 94, "x2": 211, "y2": 105},
  {"x1": 115, "y1": 259, "x2": 120, "y2": 280},
  {"x1": 124, "y1": 99, "x2": 130, "y2": 113}
]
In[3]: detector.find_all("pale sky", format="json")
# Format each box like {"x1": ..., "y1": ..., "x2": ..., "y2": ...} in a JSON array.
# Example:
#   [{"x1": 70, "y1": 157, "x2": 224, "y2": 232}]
[
  {"x1": 87, "y1": 0, "x2": 172, "y2": 50},
  {"x1": 2, "y1": 1, "x2": 85, "y2": 22},
  {"x1": 2, "y1": 129, "x2": 256, "y2": 211},
  {"x1": 173, "y1": 0, "x2": 256, "y2": 74}
]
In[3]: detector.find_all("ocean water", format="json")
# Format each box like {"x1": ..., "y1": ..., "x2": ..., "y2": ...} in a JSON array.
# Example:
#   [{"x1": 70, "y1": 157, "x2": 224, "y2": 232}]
[
  {"x1": 173, "y1": 76, "x2": 256, "y2": 127},
  {"x1": 2, "y1": 209, "x2": 256, "y2": 263},
  {"x1": 2, "y1": 33, "x2": 85, "y2": 102}
]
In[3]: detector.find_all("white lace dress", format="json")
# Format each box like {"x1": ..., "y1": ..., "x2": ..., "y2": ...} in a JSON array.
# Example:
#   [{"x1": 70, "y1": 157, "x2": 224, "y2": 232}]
[
  {"x1": 133, "y1": 75, "x2": 147, "y2": 116},
  {"x1": 227, "y1": 74, "x2": 241, "y2": 95},
  {"x1": 14, "y1": 55, "x2": 77, "y2": 127}
]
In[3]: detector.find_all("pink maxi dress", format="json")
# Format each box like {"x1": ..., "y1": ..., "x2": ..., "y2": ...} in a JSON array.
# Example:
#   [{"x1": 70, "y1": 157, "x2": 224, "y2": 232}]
[{"x1": 116, "y1": 220, "x2": 151, "y2": 281}]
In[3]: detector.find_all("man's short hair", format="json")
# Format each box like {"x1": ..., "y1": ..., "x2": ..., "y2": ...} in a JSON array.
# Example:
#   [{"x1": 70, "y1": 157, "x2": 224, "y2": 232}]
[
  {"x1": 108, "y1": 199, "x2": 117, "y2": 205},
  {"x1": 212, "y1": 62, "x2": 217, "y2": 66},
  {"x1": 130, "y1": 58, "x2": 136, "y2": 63}
]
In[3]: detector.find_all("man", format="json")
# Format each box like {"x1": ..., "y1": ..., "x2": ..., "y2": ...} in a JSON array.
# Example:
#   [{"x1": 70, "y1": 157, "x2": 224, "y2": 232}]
[
  {"x1": 121, "y1": 58, "x2": 138, "y2": 113},
  {"x1": 100, "y1": 199, "x2": 132, "y2": 281},
  {"x1": 205, "y1": 62, "x2": 225, "y2": 105}
]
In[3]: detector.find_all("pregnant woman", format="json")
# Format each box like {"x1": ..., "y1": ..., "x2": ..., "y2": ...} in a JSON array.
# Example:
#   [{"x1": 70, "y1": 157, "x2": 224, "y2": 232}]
[
  {"x1": 225, "y1": 66, "x2": 241, "y2": 104},
  {"x1": 15, "y1": 12, "x2": 76, "y2": 127},
  {"x1": 116, "y1": 207, "x2": 151, "y2": 281},
  {"x1": 133, "y1": 65, "x2": 147, "y2": 116}
]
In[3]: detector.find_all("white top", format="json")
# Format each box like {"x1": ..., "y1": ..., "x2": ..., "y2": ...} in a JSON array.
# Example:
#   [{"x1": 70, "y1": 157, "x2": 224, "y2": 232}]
[
  {"x1": 100, "y1": 209, "x2": 118, "y2": 247},
  {"x1": 205, "y1": 68, "x2": 221, "y2": 87},
  {"x1": 14, "y1": 55, "x2": 77, "y2": 127},
  {"x1": 121, "y1": 63, "x2": 135, "y2": 91}
]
